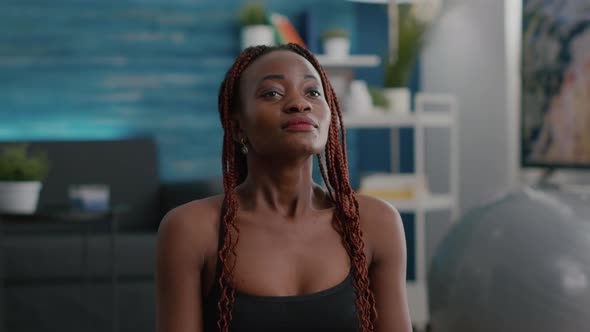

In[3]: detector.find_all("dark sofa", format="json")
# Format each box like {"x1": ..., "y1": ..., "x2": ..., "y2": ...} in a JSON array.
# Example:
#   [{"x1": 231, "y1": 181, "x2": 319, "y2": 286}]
[{"x1": 0, "y1": 137, "x2": 222, "y2": 332}]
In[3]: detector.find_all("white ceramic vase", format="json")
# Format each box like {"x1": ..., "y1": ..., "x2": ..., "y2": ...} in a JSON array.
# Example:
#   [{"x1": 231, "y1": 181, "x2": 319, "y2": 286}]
[
  {"x1": 345, "y1": 80, "x2": 373, "y2": 115},
  {"x1": 0, "y1": 181, "x2": 42, "y2": 214},
  {"x1": 383, "y1": 87, "x2": 411, "y2": 114},
  {"x1": 241, "y1": 25, "x2": 275, "y2": 49},
  {"x1": 323, "y1": 37, "x2": 351, "y2": 58}
]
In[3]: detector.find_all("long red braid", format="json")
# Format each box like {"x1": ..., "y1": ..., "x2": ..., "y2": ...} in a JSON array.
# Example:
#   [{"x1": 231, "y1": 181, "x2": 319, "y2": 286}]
[{"x1": 216, "y1": 43, "x2": 377, "y2": 331}]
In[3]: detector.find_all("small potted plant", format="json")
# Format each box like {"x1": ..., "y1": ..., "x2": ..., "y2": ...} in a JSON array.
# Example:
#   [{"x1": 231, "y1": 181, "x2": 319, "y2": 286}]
[
  {"x1": 320, "y1": 28, "x2": 350, "y2": 58},
  {"x1": 238, "y1": 2, "x2": 275, "y2": 49},
  {"x1": 0, "y1": 143, "x2": 49, "y2": 214},
  {"x1": 383, "y1": 3, "x2": 437, "y2": 114}
]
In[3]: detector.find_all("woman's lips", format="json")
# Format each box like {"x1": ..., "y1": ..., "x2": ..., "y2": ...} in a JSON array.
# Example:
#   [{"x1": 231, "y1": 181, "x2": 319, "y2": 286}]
[
  {"x1": 283, "y1": 117, "x2": 318, "y2": 131},
  {"x1": 284, "y1": 122, "x2": 316, "y2": 131}
]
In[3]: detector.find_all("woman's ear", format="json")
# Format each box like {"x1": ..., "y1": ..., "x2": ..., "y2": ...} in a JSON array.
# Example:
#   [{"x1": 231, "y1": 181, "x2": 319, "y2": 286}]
[{"x1": 230, "y1": 113, "x2": 244, "y2": 143}]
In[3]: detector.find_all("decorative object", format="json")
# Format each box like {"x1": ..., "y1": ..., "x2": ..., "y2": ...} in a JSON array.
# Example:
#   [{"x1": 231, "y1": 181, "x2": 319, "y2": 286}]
[
  {"x1": 344, "y1": 80, "x2": 373, "y2": 114},
  {"x1": 68, "y1": 184, "x2": 110, "y2": 211},
  {"x1": 320, "y1": 28, "x2": 351, "y2": 58},
  {"x1": 269, "y1": 13, "x2": 306, "y2": 47},
  {"x1": 382, "y1": 87, "x2": 411, "y2": 114},
  {"x1": 382, "y1": 1, "x2": 440, "y2": 113},
  {"x1": 238, "y1": 2, "x2": 275, "y2": 49},
  {"x1": 0, "y1": 143, "x2": 49, "y2": 214}
]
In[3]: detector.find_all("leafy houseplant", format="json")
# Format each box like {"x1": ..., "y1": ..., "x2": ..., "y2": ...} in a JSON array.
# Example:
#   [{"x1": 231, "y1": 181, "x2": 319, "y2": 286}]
[
  {"x1": 382, "y1": 3, "x2": 438, "y2": 113},
  {"x1": 0, "y1": 144, "x2": 49, "y2": 181},
  {"x1": 320, "y1": 28, "x2": 349, "y2": 41},
  {"x1": 238, "y1": 2, "x2": 274, "y2": 49},
  {"x1": 238, "y1": 2, "x2": 269, "y2": 27},
  {"x1": 0, "y1": 144, "x2": 49, "y2": 214},
  {"x1": 384, "y1": 4, "x2": 430, "y2": 88}
]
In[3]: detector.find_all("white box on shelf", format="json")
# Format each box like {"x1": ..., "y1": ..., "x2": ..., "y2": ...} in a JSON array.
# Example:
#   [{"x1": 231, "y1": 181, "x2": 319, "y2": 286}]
[{"x1": 315, "y1": 54, "x2": 380, "y2": 68}]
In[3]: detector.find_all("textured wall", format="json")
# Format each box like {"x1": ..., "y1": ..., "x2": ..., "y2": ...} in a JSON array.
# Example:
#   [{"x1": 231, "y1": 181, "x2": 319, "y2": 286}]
[
  {"x1": 0, "y1": 0, "x2": 353, "y2": 181},
  {"x1": 0, "y1": 0, "x2": 425, "y2": 282}
]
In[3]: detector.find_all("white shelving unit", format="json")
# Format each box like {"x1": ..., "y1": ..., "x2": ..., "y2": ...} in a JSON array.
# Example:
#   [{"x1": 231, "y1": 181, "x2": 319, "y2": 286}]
[
  {"x1": 344, "y1": 93, "x2": 459, "y2": 332},
  {"x1": 318, "y1": 55, "x2": 459, "y2": 331},
  {"x1": 316, "y1": 55, "x2": 381, "y2": 101}
]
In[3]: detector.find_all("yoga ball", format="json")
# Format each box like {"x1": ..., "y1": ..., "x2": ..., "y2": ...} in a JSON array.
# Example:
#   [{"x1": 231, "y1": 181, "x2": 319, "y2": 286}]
[{"x1": 428, "y1": 187, "x2": 590, "y2": 332}]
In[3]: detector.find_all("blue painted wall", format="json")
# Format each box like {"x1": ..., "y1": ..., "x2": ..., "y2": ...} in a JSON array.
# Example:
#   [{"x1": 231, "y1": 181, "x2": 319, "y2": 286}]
[
  {"x1": 1, "y1": 0, "x2": 416, "y2": 279},
  {"x1": 0, "y1": 0, "x2": 354, "y2": 181}
]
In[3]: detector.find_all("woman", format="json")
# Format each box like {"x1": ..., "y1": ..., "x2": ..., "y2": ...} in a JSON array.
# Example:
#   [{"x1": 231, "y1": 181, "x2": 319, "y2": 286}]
[{"x1": 156, "y1": 43, "x2": 411, "y2": 332}]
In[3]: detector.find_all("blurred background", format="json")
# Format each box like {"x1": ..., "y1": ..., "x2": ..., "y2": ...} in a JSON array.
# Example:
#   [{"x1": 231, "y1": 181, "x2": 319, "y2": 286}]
[{"x1": 0, "y1": 0, "x2": 589, "y2": 331}]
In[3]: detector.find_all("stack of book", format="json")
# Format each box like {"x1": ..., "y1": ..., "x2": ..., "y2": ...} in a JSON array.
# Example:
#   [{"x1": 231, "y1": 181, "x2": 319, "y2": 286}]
[{"x1": 357, "y1": 173, "x2": 430, "y2": 200}]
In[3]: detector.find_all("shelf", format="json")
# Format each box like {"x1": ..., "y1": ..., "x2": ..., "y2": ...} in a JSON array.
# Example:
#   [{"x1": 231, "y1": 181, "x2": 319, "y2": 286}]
[
  {"x1": 347, "y1": 0, "x2": 414, "y2": 4},
  {"x1": 385, "y1": 193, "x2": 454, "y2": 212},
  {"x1": 316, "y1": 55, "x2": 380, "y2": 68},
  {"x1": 406, "y1": 281, "x2": 429, "y2": 329},
  {"x1": 343, "y1": 111, "x2": 452, "y2": 128}
]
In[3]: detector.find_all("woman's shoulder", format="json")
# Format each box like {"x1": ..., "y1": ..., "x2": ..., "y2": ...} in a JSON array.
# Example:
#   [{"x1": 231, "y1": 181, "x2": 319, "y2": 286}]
[
  {"x1": 157, "y1": 195, "x2": 225, "y2": 254},
  {"x1": 355, "y1": 193, "x2": 402, "y2": 225},
  {"x1": 354, "y1": 194, "x2": 405, "y2": 263}
]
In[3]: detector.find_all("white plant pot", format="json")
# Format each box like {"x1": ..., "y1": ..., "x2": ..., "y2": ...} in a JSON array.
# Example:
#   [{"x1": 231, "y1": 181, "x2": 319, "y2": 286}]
[
  {"x1": 0, "y1": 181, "x2": 42, "y2": 214},
  {"x1": 323, "y1": 37, "x2": 350, "y2": 58},
  {"x1": 383, "y1": 87, "x2": 411, "y2": 114},
  {"x1": 241, "y1": 25, "x2": 275, "y2": 49}
]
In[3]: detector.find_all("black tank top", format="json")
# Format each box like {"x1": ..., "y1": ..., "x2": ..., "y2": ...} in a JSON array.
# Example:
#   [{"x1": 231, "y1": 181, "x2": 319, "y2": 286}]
[{"x1": 202, "y1": 209, "x2": 359, "y2": 331}]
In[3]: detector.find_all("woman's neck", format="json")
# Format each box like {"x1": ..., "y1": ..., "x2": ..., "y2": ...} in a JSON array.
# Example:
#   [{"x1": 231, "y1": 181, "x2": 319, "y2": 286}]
[{"x1": 237, "y1": 156, "x2": 327, "y2": 218}]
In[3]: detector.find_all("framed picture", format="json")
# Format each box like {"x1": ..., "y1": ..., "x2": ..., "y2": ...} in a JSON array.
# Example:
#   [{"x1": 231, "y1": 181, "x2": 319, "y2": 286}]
[{"x1": 521, "y1": 0, "x2": 590, "y2": 168}]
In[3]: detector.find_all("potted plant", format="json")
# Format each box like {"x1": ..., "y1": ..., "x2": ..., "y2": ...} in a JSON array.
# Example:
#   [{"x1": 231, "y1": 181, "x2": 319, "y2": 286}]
[
  {"x1": 320, "y1": 28, "x2": 350, "y2": 58},
  {"x1": 0, "y1": 143, "x2": 49, "y2": 214},
  {"x1": 238, "y1": 2, "x2": 275, "y2": 49},
  {"x1": 383, "y1": 3, "x2": 438, "y2": 113}
]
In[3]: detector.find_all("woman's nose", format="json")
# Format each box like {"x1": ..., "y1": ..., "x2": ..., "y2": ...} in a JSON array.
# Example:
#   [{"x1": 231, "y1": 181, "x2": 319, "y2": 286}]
[{"x1": 284, "y1": 94, "x2": 312, "y2": 113}]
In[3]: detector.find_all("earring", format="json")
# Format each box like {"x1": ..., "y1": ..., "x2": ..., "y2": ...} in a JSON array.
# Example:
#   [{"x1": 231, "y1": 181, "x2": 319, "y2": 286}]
[{"x1": 240, "y1": 137, "x2": 248, "y2": 155}]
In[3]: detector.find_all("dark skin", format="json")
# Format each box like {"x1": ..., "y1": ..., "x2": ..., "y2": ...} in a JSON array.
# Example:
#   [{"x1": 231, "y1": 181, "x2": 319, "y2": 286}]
[{"x1": 156, "y1": 51, "x2": 412, "y2": 332}]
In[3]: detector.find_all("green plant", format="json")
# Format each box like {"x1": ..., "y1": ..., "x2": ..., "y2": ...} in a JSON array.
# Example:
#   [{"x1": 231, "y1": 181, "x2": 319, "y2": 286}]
[
  {"x1": 384, "y1": 4, "x2": 435, "y2": 88},
  {"x1": 238, "y1": 2, "x2": 269, "y2": 26},
  {"x1": 320, "y1": 28, "x2": 349, "y2": 40},
  {"x1": 369, "y1": 87, "x2": 390, "y2": 109},
  {"x1": 0, "y1": 144, "x2": 49, "y2": 181}
]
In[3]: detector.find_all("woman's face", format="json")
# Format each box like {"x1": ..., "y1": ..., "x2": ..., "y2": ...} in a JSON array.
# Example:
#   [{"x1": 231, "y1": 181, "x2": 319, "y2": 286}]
[{"x1": 235, "y1": 50, "x2": 331, "y2": 158}]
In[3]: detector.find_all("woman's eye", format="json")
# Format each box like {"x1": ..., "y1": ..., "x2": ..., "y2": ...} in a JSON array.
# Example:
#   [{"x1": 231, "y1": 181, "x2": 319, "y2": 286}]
[
  {"x1": 262, "y1": 90, "x2": 282, "y2": 98},
  {"x1": 307, "y1": 90, "x2": 322, "y2": 98}
]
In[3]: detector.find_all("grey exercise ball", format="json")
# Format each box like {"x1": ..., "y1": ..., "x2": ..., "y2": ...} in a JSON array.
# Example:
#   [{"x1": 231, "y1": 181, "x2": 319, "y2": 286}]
[{"x1": 428, "y1": 187, "x2": 590, "y2": 332}]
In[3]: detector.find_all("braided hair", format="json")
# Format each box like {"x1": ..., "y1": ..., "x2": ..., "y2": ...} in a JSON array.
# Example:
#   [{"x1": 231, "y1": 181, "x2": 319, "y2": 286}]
[{"x1": 216, "y1": 43, "x2": 377, "y2": 331}]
